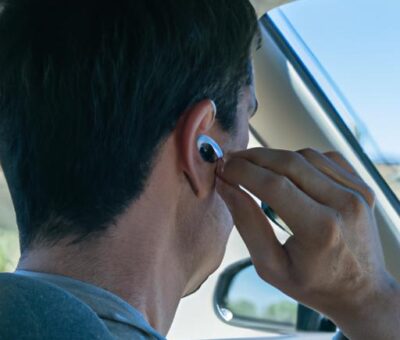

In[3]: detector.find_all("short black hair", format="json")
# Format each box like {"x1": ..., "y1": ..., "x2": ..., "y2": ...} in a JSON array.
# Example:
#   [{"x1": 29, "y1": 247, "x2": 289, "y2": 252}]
[{"x1": 0, "y1": 0, "x2": 258, "y2": 251}]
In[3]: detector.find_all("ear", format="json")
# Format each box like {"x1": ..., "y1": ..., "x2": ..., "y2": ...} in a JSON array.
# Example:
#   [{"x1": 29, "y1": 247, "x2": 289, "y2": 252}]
[{"x1": 176, "y1": 99, "x2": 220, "y2": 199}]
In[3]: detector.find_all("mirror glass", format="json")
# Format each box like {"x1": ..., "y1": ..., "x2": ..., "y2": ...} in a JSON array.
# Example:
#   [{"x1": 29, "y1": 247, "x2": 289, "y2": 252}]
[{"x1": 223, "y1": 265, "x2": 297, "y2": 327}]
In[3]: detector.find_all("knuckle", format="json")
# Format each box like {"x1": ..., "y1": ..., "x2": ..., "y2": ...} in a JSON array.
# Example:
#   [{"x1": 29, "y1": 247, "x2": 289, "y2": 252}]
[
  {"x1": 298, "y1": 147, "x2": 319, "y2": 159},
  {"x1": 341, "y1": 191, "x2": 366, "y2": 215},
  {"x1": 269, "y1": 174, "x2": 291, "y2": 193},
  {"x1": 324, "y1": 151, "x2": 344, "y2": 160},
  {"x1": 285, "y1": 152, "x2": 304, "y2": 172},
  {"x1": 362, "y1": 185, "x2": 376, "y2": 207},
  {"x1": 320, "y1": 210, "x2": 342, "y2": 246}
]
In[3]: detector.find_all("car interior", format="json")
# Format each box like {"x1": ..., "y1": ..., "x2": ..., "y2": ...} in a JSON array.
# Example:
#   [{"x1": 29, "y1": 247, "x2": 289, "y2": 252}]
[
  {"x1": 168, "y1": 1, "x2": 400, "y2": 339},
  {"x1": 0, "y1": 1, "x2": 398, "y2": 339}
]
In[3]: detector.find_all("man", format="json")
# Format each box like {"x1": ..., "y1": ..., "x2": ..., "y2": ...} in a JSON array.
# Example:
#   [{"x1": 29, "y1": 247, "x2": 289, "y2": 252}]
[{"x1": 0, "y1": 0, "x2": 398, "y2": 339}]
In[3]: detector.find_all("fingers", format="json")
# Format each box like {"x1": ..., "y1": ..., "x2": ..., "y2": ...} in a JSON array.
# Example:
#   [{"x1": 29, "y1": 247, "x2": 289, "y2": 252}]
[
  {"x1": 324, "y1": 151, "x2": 358, "y2": 175},
  {"x1": 217, "y1": 147, "x2": 385, "y2": 325},
  {"x1": 225, "y1": 147, "x2": 375, "y2": 209},
  {"x1": 224, "y1": 148, "x2": 354, "y2": 210},
  {"x1": 298, "y1": 149, "x2": 376, "y2": 207},
  {"x1": 215, "y1": 177, "x2": 289, "y2": 279},
  {"x1": 218, "y1": 157, "x2": 335, "y2": 242}
]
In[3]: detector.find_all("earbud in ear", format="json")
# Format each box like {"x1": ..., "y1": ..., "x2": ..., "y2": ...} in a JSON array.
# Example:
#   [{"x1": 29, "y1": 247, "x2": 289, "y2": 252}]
[{"x1": 196, "y1": 135, "x2": 224, "y2": 163}]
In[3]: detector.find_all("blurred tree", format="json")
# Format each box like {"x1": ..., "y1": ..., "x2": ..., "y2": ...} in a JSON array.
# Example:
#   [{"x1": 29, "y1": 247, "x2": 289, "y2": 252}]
[
  {"x1": 227, "y1": 299, "x2": 257, "y2": 318},
  {"x1": 0, "y1": 230, "x2": 19, "y2": 272},
  {"x1": 262, "y1": 300, "x2": 297, "y2": 324}
]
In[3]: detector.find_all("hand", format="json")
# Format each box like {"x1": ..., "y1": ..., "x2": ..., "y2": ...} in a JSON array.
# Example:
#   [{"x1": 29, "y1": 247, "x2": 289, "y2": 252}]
[{"x1": 216, "y1": 147, "x2": 400, "y2": 340}]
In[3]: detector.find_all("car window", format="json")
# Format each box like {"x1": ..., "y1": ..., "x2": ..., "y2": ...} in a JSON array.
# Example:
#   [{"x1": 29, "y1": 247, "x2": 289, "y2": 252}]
[
  {"x1": 0, "y1": 168, "x2": 19, "y2": 272},
  {"x1": 269, "y1": 0, "x2": 400, "y2": 201}
]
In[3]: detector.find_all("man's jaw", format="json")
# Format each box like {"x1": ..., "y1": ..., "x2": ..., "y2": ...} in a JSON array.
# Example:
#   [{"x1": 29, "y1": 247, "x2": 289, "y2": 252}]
[
  {"x1": 182, "y1": 274, "x2": 210, "y2": 298},
  {"x1": 181, "y1": 228, "x2": 233, "y2": 299}
]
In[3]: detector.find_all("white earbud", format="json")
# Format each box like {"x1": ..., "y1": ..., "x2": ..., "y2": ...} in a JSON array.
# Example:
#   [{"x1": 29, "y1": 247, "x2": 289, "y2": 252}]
[{"x1": 196, "y1": 135, "x2": 224, "y2": 163}]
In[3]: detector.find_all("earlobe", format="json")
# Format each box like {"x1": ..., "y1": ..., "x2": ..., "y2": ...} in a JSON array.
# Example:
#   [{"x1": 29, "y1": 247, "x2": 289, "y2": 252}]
[{"x1": 177, "y1": 99, "x2": 221, "y2": 199}]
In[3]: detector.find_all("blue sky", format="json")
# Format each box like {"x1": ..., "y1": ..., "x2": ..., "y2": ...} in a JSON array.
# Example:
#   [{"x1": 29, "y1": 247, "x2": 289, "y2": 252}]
[
  {"x1": 228, "y1": 266, "x2": 297, "y2": 313},
  {"x1": 273, "y1": 0, "x2": 400, "y2": 162}
]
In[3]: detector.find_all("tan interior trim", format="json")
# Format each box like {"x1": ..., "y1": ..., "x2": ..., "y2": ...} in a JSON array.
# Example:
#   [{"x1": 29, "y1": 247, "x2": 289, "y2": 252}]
[{"x1": 250, "y1": 0, "x2": 296, "y2": 18}]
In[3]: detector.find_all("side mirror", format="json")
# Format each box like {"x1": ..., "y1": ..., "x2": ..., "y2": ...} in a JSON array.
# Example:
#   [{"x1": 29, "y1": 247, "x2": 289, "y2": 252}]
[{"x1": 213, "y1": 258, "x2": 338, "y2": 335}]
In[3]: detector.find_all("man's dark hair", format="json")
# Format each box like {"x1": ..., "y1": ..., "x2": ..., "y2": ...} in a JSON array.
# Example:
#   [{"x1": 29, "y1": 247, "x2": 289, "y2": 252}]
[{"x1": 0, "y1": 0, "x2": 258, "y2": 251}]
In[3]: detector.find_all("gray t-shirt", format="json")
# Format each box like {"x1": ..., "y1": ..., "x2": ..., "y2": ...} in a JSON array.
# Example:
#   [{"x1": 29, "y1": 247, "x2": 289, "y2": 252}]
[{"x1": 15, "y1": 270, "x2": 166, "y2": 340}]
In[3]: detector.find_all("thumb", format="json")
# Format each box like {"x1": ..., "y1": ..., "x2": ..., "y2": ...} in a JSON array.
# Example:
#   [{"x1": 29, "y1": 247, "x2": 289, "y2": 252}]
[{"x1": 216, "y1": 176, "x2": 289, "y2": 282}]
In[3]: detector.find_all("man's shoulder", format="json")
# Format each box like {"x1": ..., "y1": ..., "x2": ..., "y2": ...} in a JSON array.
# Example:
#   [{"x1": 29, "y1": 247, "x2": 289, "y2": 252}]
[
  {"x1": 0, "y1": 272, "x2": 113, "y2": 339},
  {"x1": 13, "y1": 270, "x2": 166, "y2": 340}
]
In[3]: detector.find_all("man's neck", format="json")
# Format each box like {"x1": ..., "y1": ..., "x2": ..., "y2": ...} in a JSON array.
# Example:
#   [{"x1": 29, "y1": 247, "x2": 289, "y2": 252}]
[
  {"x1": 17, "y1": 223, "x2": 186, "y2": 335},
  {"x1": 16, "y1": 138, "x2": 196, "y2": 335}
]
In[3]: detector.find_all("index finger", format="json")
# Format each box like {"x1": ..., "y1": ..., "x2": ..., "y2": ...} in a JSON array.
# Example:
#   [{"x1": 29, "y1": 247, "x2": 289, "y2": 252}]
[
  {"x1": 218, "y1": 157, "x2": 336, "y2": 242},
  {"x1": 224, "y1": 148, "x2": 357, "y2": 211}
]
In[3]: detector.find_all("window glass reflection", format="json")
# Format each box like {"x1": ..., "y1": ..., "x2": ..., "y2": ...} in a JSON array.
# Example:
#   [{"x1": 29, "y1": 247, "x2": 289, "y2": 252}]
[{"x1": 225, "y1": 265, "x2": 297, "y2": 325}]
